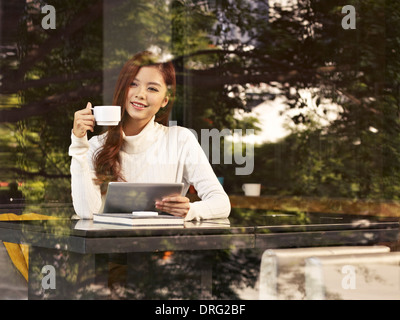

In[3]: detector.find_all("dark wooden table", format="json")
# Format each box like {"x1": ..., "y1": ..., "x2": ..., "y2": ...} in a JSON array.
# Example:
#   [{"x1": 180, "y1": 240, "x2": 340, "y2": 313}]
[{"x1": 0, "y1": 208, "x2": 398, "y2": 299}]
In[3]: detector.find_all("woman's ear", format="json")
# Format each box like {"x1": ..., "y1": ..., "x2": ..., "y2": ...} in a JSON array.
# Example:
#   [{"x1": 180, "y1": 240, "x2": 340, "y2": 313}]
[{"x1": 161, "y1": 95, "x2": 169, "y2": 108}]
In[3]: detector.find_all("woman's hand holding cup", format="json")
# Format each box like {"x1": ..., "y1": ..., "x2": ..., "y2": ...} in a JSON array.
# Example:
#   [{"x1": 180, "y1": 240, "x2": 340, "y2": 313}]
[{"x1": 73, "y1": 102, "x2": 95, "y2": 138}]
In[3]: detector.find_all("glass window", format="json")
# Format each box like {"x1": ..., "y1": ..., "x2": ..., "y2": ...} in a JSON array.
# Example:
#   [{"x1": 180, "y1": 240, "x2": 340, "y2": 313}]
[{"x1": 0, "y1": 0, "x2": 398, "y2": 217}]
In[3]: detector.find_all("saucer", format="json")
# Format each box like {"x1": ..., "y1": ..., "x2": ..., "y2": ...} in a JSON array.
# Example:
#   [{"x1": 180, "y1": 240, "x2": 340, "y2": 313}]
[{"x1": 96, "y1": 121, "x2": 119, "y2": 126}]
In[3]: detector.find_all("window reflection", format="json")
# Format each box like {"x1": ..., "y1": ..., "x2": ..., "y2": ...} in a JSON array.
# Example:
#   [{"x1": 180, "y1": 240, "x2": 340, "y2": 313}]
[{"x1": 0, "y1": 0, "x2": 398, "y2": 218}]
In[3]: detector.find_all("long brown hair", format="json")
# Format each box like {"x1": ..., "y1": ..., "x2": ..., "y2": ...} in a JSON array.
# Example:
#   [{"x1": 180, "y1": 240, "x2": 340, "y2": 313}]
[{"x1": 93, "y1": 51, "x2": 176, "y2": 191}]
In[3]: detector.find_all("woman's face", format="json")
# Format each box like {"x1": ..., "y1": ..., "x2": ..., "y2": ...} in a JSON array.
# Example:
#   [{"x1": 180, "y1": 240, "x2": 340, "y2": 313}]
[{"x1": 124, "y1": 66, "x2": 169, "y2": 126}]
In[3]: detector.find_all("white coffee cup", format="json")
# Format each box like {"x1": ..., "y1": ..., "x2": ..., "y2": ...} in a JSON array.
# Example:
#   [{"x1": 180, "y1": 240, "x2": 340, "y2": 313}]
[
  {"x1": 92, "y1": 106, "x2": 121, "y2": 126},
  {"x1": 242, "y1": 183, "x2": 261, "y2": 196}
]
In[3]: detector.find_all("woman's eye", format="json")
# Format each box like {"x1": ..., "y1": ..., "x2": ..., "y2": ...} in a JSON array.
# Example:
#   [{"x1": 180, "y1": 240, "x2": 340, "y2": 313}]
[
  {"x1": 130, "y1": 82, "x2": 138, "y2": 87},
  {"x1": 148, "y1": 87, "x2": 159, "y2": 92}
]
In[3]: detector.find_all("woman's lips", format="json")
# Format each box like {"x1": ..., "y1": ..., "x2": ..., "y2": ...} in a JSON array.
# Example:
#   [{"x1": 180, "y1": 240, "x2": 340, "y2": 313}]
[{"x1": 131, "y1": 102, "x2": 148, "y2": 110}]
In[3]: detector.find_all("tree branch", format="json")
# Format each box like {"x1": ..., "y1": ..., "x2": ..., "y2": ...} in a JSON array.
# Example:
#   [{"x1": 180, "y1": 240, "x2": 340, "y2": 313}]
[
  {"x1": 0, "y1": 168, "x2": 70, "y2": 179},
  {"x1": 0, "y1": 84, "x2": 101, "y2": 123},
  {"x1": 0, "y1": 70, "x2": 103, "y2": 94}
]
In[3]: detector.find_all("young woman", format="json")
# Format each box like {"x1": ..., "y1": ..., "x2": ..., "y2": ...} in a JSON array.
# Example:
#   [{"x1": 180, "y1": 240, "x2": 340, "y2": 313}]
[{"x1": 69, "y1": 51, "x2": 231, "y2": 221}]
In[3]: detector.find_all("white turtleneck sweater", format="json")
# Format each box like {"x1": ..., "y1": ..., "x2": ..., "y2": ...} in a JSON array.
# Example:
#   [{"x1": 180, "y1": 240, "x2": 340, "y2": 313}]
[{"x1": 68, "y1": 117, "x2": 231, "y2": 221}]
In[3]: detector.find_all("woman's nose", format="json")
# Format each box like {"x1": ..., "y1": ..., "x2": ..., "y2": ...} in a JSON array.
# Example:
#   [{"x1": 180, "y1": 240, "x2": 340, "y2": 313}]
[{"x1": 135, "y1": 86, "x2": 146, "y2": 99}]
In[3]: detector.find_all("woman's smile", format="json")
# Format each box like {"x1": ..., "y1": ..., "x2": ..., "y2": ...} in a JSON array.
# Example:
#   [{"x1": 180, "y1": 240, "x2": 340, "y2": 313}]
[{"x1": 130, "y1": 101, "x2": 149, "y2": 110}]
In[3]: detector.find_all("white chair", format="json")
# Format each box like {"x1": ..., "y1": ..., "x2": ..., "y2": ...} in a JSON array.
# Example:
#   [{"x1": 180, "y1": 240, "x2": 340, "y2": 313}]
[
  {"x1": 305, "y1": 252, "x2": 400, "y2": 300},
  {"x1": 259, "y1": 246, "x2": 390, "y2": 300}
]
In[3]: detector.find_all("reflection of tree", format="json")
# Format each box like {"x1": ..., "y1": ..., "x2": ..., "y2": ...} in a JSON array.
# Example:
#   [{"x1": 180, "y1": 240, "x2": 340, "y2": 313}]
[
  {"x1": 169, "y1": 0, "x2": 400, "y2": 201},
  {"x1": 1, "y1": 0, "x2": 104, "y2": 202},
  {"x1": 124, "y1": 249, "x2": 259, "y2": 299},
  {"x1": 203, "y1": 0, "x2": 400, "y2": 201}
]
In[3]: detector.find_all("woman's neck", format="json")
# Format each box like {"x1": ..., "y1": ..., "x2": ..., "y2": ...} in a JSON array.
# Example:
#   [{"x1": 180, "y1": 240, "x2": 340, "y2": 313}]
[
  {"x1": 123, "y1": 118, "x2": 152, "y2": 136},
  {"x1": 120, "y1": 116, "x2": 158, "y2": 154}
]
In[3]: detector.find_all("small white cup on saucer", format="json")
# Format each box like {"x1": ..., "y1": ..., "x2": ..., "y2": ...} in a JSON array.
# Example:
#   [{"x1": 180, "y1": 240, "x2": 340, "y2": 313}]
[{"x1": 93, "y1": 106, "x2": 121, "y2": 126}]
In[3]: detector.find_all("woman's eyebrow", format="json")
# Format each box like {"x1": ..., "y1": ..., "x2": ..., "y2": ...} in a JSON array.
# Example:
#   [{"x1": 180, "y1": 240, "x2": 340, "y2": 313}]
[
  {"x1": 147, "y1": 81, "x2": 162, "y2": 87},
  {"x1": 133, "y1": 78, "x2": 162, "y2": 87}
]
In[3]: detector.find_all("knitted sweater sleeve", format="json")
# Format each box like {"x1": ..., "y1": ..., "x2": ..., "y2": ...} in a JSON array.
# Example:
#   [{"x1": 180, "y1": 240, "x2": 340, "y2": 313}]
[
  {"x1": 68, "y1": 132, "x2": 102, "y2": 219},
  {"x1": 180, "y1": 129, "x2": 231, "y2": 221}
]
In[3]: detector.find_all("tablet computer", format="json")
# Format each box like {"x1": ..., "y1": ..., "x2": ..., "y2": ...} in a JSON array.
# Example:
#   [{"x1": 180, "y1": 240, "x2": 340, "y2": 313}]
[{"x1": 102, "y1": 182, "x2": 185, "y2": 214}]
